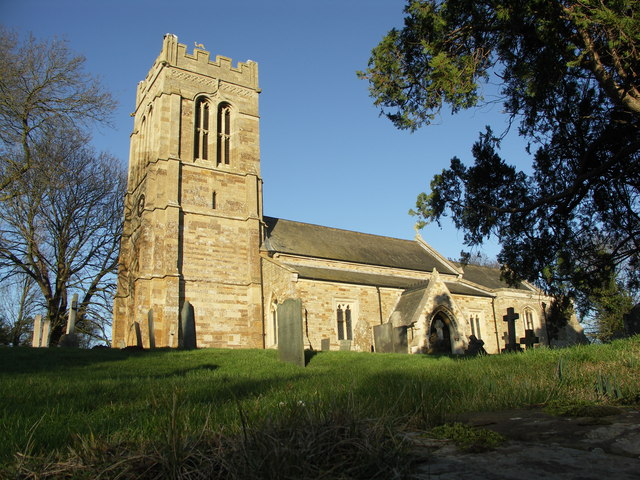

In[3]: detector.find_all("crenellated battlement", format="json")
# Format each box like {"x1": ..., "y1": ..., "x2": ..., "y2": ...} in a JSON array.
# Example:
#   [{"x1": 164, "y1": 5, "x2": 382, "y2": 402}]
[{"x1": 135, "y1": 34, "x2": 259, "y2": 108}]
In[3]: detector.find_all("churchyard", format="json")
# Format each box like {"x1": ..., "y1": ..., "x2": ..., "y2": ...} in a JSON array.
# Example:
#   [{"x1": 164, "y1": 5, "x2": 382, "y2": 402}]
[{"x1": 1, "y1": 337, "x2": 639, "y2": 478}]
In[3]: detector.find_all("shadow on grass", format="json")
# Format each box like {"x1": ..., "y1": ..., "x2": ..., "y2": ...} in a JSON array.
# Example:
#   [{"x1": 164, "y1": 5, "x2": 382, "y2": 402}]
[
  {"x1": 0, "y1": 347, "x2": 179, "y2": 375},
  {"x1": 150, "y1": 363, "x2": 219, "y2": 379}
]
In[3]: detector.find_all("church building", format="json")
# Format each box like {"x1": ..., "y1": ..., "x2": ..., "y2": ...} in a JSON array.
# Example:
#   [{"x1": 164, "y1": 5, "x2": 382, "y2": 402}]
[{"x1": 112, "y1": 35, "x2": 584, "y2": 354}]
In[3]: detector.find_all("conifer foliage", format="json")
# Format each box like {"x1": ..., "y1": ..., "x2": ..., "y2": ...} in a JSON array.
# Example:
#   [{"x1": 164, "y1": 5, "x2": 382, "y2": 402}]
[{"x1": 361, "y1": 1, "x2": 640, "y2": 305}]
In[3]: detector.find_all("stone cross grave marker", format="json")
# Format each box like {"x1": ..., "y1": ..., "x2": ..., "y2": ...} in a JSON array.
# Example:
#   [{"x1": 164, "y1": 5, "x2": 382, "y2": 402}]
[
  {"x1": 147, "y1": 309, "x2": 156, "y2": 349},
  {"x1": 277, "y1": 298, "x2": 305, "y2": 367},
  {"x1": 501, "y1": 307, "x2": 522, "y2": 353},
  {"x1": 180, "y1": 300, "x2": 197, "y2": 349},
  {"x1": 519, "y1": 329, "x2": 540, "y2": 350},
  {"x1": 464, "y1": 335, "x2": 487, "y2": 356}
]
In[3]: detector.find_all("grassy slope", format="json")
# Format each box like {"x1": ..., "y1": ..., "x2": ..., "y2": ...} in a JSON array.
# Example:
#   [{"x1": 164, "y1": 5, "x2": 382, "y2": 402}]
[{"x1": 1, "y1": 338, "x2": 639, "y2": 464}]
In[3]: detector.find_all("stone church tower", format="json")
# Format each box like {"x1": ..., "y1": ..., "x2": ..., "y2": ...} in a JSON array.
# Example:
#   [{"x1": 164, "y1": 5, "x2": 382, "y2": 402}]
[{"x1": 113, "y1": 34, "x2": 264, "y2": 348}]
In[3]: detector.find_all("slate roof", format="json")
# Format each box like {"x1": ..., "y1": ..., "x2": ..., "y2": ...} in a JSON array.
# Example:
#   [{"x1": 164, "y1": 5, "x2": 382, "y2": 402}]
[
  {"x1": 263, "y1": 216, "x2": 454, "y2": 273},
  {"x1": 263, "y1": 216, "x2": 532, "y2": 295},
  {"x1": 390, "y1": 286, "x2": 430, "y2": 327},
  {"x1": 455, "y1": 263, "x2": 531, "y2": 292},
  {"x1": 287, "y1": 264, "x2": 425, "y2": 289},
  {"x1": 445, "y1": 281, "x2": 494, "y2": 297}
]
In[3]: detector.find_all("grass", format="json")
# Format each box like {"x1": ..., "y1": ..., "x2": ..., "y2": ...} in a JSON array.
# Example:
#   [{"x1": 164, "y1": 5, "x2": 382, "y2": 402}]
[{"x1": 1, "y1": 337, "x2": 639, "y2": 478}]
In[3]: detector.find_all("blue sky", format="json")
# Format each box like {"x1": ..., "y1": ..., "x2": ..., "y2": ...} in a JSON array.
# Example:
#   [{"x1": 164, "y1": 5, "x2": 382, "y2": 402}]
[{"x1": 3, "y1": 0, "x2": 530, "y2": 261}]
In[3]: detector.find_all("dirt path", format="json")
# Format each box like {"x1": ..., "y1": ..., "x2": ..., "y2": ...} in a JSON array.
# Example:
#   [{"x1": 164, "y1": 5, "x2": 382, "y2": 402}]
[{"x1": 409, "y1": 407, "x2": 640, "y2": 479}]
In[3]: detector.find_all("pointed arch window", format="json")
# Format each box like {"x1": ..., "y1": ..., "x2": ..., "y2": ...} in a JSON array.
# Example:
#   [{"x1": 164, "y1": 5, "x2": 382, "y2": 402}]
[
  {"x1": 194, "y1": 97, "x2": 210, "y2": 160},
  {"x1": 217, "y1": 103, "x2": 231, "y2": 165},
  {"x1": 336, "y1": 303, "x2": 353, "y2": 341},
  {"x1": 523, "y1": 308, "x2": 535, "y2": 331}
]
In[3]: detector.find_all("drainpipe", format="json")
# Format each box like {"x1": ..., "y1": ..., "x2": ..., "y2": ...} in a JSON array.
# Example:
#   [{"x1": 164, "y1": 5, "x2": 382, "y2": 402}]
[
  {"x1": 491, "y1": 296, "x2": 500, "y2": 353},
  {"x1": 376, "y1": 286, "x2": 384, "y2": 324}
]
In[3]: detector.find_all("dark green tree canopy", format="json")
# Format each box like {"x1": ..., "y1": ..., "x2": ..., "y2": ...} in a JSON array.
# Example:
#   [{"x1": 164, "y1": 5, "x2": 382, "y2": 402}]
[{"x1": 361, "y1": 0, "x2": 640, "y2": 304}]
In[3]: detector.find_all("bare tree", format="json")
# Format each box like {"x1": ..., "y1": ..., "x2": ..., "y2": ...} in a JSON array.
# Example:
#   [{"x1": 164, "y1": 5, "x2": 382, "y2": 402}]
[
  {"x1": 0, "y1": 273, "x2": 39, "y2": 345},
  {"x1": 0, "y1": 28, "x2": 115, "y2": 199},
  {"x1": 0, "y1": 127, "x2": 125, "y2": 345}
]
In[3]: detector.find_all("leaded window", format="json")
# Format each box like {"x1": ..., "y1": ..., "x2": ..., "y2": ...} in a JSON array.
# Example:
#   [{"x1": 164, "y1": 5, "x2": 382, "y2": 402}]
[
  {"x1": 194, "y1": 97, "x2": 210, "y2": 160},
  {"x1": 217, "y1": 103, "x2": 231, "y2": 165},
  {"x1": 336, "y1": 303, "x2": 353, "y2": 341}
]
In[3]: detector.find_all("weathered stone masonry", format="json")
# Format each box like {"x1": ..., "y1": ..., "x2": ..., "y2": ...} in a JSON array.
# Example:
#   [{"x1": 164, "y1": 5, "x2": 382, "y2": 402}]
[{"x1": 113, "y1": 35, "x2": 586, "y2": 353}]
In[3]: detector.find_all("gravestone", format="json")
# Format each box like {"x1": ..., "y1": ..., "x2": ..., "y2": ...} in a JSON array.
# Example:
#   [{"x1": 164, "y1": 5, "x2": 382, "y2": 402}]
[
  {"x1": 59, "y1": 294, "x2": 79, "y2": 348},
  {"x1": 465, "y1": 335, "x2": 487, "y2": 356},
  {"x1": 393, "y1": 325, "x2": 408, "y2": 353},
  {"x1": 147, "y1": 309, "x2": 156, "y2": 349},
  {"x1": 320, "y1": 338, "x2": 331, "y2": 351},
  {"x1": 41, "y1": 317, "x2": 50, "y2": 347},
  {"x1": 519, "y1": 329, "x2": 540, "y2": 350},
  {"x1": 31, "y1": 315, "x2": 42, "y2": 347},
  {"x1": 180, "y1": 300, "x2": 197, "y2": 349},
  {"x1": 339, "y1": 339, "x2": 352, "y2": 351},
  {"x1": 373, "y1": 323, "x2": 408, "y2": 353},
  {"x1": 501, "y1": 307, "x2": 522, "y2": 353},
  {"x1": 277, "y1": 298, "x2": 305, "y2": 367},
  {"x1": 373, "y1": 323, "x2": 393, "y2": 353}
]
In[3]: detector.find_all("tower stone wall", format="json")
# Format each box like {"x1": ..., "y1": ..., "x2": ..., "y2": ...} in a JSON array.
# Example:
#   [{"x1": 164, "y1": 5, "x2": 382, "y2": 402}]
[{"x1": 113, "y1": 35, "x2": 263, "y2": 348}]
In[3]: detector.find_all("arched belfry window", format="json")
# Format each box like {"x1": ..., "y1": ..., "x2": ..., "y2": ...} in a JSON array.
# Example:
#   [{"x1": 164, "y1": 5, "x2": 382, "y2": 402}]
[
  {"x1": 217, "y1": 103, "x2": 231, "y2": 165},
  {"x1": 194, "y1": 97, "x2": 210, "y2": 160}
]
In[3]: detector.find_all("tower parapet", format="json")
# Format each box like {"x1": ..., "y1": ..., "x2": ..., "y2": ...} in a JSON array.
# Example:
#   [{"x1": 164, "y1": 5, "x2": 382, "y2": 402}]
[{"x1": 135, "y1": 34, "x2": 259, "y2": 109}]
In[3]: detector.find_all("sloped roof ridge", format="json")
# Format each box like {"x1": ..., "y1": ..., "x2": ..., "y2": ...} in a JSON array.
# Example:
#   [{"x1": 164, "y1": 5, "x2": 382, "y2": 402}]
[
  {"x1": 263, "y1": 215, "x2": 418, "y2": 244},
  {"x1": 402, "y1": 280, "x2": 430, "y2": 293}
]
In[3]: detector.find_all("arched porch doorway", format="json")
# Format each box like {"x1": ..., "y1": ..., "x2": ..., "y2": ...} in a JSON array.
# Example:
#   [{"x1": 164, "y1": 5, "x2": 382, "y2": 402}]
[{"x1": 428, "y1": 310, "x2": 457, "y2": 354}]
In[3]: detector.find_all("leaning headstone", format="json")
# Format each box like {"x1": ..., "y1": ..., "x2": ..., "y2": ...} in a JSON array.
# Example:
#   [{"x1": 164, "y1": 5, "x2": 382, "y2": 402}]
[
  {"x1": 147, "y1": 309, "x2": 156, "y2": 349},
  {"x1": 320, "y1": 338, "x2": 331, "y2": 351},
  {"x1": 501, "y1": 307, "x2": 522, "y2": 353},
  {"x1": 277, "y1": 298, "x2": 305, "y2": 367},
  {"x1": 373, "y1": 323, "x2": 394, "y2": 353},
  {"x1": 180, "y1": 300, "x2": 197, "y2": 349},
  {"x1": 519, "y1": 329, "x2": 540, "y2": 350},
  {"x1": 59, "y1": 294, "x2": 79, "y2": 348},
  {"x1": 32, "y1": 315, "x2": 43, "y2": 347}
]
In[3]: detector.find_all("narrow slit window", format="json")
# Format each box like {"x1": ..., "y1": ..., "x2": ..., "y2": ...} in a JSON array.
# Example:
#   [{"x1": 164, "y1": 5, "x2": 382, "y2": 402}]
[
  {"x1": 217, "y1": 103, "x2": 231, "y2": 165},
  {"x1": 194, "y1": 98, "x2": 209, "y2": 160},
  {"x1": 524, "y1": 309, "x2": 534, "y2": 331},
  {"x1": 345, "y1": 306, "x2": 353, "y2": 340},
  {"x1": 337, "y1": 306, "x2": 344, "y2": 340},
  {"x1": 212, "y1": 191, "x2": 217, "y2": 209}
]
